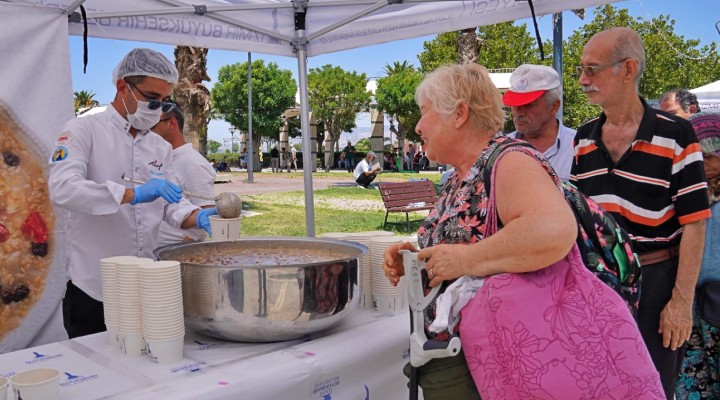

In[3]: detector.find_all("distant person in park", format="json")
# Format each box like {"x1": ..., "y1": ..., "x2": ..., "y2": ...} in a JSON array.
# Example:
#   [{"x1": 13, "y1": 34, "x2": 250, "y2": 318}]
[
  {"x1": 151, "y1": 102, "x2": 216, "y2": 247},
  {"x1": 408, "y1": 143, "x2": 416, "y2": 170},
  {"x1": 290, "y1": 146, "x2": 297, "y2": 171},
  {"x1": 354, "y1": 151, "x2": 381, "y2": 188},
  {"x1": 571, "y1": 27, "x2": 709, "y2": 399},
  {"x1": 280, "y1": 147, "x2": 290, "y2": 172},
  {"x1": 502, "y1": 64, "x2": 576, "y2": 182},
  {"x1": 342, "y1": 140, "x2": 355, "y2": 173},
  {"x1": 270, "y1": 145, "x2": 280, "y2": 173},
  {"x1": 659, "y1": 89, "x2": 700, "y2": 120},
  {"x1": 404, "y1": 151, "x2": 411, "y2": 170},
  {"x1": 337, "y1": 151, "x2": 347, "y2": 170},
  {"x1": 240, "y1": 148, "x2": 248, "y2": 169},
  {"x1": 675, "y1": 112, "x2": 720, "y2": 399}
]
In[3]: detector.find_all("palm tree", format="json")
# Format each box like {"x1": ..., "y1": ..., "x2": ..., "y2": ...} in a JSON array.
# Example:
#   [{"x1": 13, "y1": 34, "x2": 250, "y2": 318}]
[
  {"x1": 457, "y1": 27, "x2": 481, "y2": 65},
  {"x1": 74, "y1": 90, "x2": 99, "y2": 114},
  {"x1": 173, "y1": 46, "x2": 211, "y2": 155}
]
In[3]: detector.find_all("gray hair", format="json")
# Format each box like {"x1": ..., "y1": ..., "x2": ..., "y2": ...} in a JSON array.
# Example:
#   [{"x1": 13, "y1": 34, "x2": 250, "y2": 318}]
[
  {"x1": 660, "y1": 89, "x2": 699, "y2": 114},
  {"x1": 543, "y1": 86, "x2": 562, "y2": 107},
  {"x1": 606, "y1": 27, "x2": 646, "y2": 87},
  {"x1": 415, "y1": 63, "x2": 505, "y2": 134}
]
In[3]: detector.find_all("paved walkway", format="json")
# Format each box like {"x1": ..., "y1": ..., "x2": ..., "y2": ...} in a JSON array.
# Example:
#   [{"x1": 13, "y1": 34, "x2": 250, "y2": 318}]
[{"x1": 212, "y1": 169, "x2": 438, "y2": 196}]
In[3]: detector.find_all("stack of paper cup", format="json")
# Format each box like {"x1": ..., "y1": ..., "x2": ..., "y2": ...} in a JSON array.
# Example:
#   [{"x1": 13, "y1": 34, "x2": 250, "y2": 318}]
[
  {"x1": 139, "y1": 261, "x2": 185, "y2": 364},
  {"x1": 100, "y1": 256, "x2": 140, "y2": 347},
  {"x1": 371, "y1": 235, "x2": 412, "y2": 313},
  {"x1": 346, "y1": 231, "x2": 395, "y2": 308},
  {"x1": 115, "y1": 257, "x2": 152, "y2": 357},
  {"x1": 319, "y1": 232, "x2": 349, "y2": 240}
]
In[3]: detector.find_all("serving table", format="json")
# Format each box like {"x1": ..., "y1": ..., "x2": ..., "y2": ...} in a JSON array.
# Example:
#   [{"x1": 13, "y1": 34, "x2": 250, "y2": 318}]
[{"x1": 0, "y1": 310, "x2": 413, "y2": 399}]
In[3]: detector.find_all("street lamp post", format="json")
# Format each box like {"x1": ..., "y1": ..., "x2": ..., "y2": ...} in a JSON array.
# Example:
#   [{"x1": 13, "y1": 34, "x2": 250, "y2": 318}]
[{"x1": 228, "y1": 126, "x2": 237, "y2": 154}]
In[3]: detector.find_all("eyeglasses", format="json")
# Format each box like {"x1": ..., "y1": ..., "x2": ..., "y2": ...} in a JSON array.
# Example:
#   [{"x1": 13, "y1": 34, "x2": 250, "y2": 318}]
[
  {"x1": 574, "y1": 58, "x2": 630, "y2": 78},
  {"x1": 125, "y1": 80, "x2": 175, "y2": 111}
]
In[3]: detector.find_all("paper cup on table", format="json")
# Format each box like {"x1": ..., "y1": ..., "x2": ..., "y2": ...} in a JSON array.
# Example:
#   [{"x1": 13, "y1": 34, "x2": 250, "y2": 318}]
[
  {"x1": 370, "y1": 236, "x2": 410, "y2": 312},
  {"x1": 100, "y1": 255, "x2": 140, "y2": 347},
  {"x1": 0, "y1": 376, "x2": 7, "y2": 400},
  {"x1": 9, "y1": 368, "x2": 60, "y2": 400},
  {"x1": 209, "y1": 216, "x2": 242, "y2": 241},
  {"x1": 146, "y1": 336, "x2": 184, "y2": 364},
  {"x1": 346, "y1": 231, "x2": 394, "y2": 309}
]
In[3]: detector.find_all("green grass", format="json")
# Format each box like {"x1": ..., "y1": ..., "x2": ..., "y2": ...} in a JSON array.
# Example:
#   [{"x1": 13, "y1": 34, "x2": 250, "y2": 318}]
[{"x1": 240, "y1": 184, "x2": 435, "y2": 236}]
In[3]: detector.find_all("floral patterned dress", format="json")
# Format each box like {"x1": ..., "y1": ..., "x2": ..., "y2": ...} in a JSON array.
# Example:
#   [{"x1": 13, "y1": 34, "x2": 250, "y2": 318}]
[{"x1": 416, "y1": 135, "x2": 557, "y2": 340}]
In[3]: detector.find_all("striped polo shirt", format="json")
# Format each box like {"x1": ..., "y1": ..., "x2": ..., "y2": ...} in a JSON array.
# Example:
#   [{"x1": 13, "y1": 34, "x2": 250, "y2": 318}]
[{"x1": 570, "y1": 97, "x2": 710, "y2": 253}]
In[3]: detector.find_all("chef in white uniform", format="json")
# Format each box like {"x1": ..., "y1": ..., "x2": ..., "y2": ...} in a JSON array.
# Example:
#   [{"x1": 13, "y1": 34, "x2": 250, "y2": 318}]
[
  {"x1": 48, "y1": 48, "x2": 216, "y2": 338},
  {"x1": 153, "y1": 102, "x2": 216, "y2": 247}
]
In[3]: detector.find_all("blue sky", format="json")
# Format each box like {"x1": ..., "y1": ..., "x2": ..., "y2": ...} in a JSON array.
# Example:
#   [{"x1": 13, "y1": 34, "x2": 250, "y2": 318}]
[{"x1": 69, "y1": 0, "x2": 720, "y2": 146}]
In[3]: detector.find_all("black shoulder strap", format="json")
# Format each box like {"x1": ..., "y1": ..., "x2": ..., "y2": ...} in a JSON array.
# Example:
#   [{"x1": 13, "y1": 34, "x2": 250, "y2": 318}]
[{"x1": 482, "y1": 139, "x2": 537, "y2": 196}]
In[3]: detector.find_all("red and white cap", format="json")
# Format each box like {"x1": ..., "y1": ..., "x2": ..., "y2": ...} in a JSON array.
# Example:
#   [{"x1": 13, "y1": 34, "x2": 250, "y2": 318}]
[{"x1": 502, "y1": 64, "x2": 560, "y2": 106}]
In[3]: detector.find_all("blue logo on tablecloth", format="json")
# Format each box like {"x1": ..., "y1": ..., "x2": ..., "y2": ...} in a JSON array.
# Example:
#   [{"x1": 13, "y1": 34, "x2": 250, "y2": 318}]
[
  {"x1": 313, "y1": 376, "x2": 340, "y2": 399},
  {"x1": 60, "y1": 371, "x2": 99, "y2": 387},
  {"x1": 25, "y1": 351, "x2": 63, "y2": 365},
  {"x1": 192, "y1": 340, "x2": 224, "y2": 350}
]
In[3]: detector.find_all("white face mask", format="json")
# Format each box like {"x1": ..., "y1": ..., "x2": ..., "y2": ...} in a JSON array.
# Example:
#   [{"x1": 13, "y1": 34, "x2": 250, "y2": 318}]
[{"x1": 122, "y1": 90, "x2": 162, "y2": 130}]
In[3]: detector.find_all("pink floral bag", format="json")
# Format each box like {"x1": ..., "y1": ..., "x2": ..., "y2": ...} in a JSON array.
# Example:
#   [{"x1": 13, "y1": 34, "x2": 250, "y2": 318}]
[{"x1": 458, "y1": 148, "x2": 664, "y2": 399}]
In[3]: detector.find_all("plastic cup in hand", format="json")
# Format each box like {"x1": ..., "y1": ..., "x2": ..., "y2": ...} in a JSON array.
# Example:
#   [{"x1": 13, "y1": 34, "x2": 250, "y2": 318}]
[
  {"x1": 9, "y1": 368, "x2": 60, "y2": 400},
  {"x1": 209, "y1": 216, "x2": 241, "y2": 241}
]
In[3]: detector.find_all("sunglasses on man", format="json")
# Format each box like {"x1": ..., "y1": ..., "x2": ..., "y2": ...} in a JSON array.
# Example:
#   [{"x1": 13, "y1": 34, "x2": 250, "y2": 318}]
[{"x1": 125, "y1": 80, "x2": 176, "y2": 112}]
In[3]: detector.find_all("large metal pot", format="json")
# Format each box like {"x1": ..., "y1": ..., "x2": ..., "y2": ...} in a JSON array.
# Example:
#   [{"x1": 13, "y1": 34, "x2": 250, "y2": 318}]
[{"x1": 154, "y1": 237, "x2": 366, "y2": 342}]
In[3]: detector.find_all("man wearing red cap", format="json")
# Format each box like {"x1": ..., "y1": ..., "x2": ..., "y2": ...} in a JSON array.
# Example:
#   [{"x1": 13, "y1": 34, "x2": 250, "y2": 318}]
[{"x1": 502, "y1": 64, "x2": 575, "y2": 181}]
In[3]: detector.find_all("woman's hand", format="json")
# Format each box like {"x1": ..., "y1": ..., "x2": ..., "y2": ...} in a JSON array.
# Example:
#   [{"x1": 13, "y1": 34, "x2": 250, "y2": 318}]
[
  {"x1": 382, "y1": 241, "x2": 416, "y2": 286},
  {"x1": 418, "y1": 244, "x2": 469, "y2": 287}
]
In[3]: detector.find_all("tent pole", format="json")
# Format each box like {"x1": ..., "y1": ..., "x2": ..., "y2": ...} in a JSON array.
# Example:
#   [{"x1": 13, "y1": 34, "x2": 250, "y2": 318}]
[
  {"x1": 553, "y1": 12, "x2": 563, "y2": 120},
  {"x1": 247, "y1": 52, "x2": 255, "y2": 183},
  {"x1": 294, "y1": 2, "x2": 316, "y2": 237},
  {"x1": 64, "y1": 0, "x2": 87, "y2": 14}
]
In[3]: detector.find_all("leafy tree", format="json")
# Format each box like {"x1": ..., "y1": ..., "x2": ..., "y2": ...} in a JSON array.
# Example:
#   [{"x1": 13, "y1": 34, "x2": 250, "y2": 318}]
[
  {"x1": 354, "y1": 137, "x2": 371, "y2": 153},
  {"x1": 74, "y1": 90, "x2": 99, "y2": 114},
  {"x1": 207, "y1": 139, "x2": 222, "y2": 154},
  {"x1": 375, "y1": 62, "x2": 423, "y2": 152},
  {"x1": 308, "y1": 64, "x2": 371, "y2": 172},
  {"x1": 211, "y1": 60, "x2": 296, "y2": 171},
  {"x1": 561, "y1": 5, "x2": 720, "y2": 129}
]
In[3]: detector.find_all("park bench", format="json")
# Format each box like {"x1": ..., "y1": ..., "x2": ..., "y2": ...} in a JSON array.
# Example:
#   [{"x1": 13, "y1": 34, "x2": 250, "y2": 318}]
[{"x1": 378, "y1": 180, "x2": 439, "y2": 234}]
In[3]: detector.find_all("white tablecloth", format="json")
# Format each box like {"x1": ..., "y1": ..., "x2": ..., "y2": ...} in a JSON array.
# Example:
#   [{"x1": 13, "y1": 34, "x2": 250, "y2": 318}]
[{"x1": 0, "y1": 310, "x2": 413, "y2": 400}]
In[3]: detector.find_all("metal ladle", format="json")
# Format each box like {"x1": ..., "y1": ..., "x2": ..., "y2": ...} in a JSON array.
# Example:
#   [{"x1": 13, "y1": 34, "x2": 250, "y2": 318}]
[{"x1": 121, "y1": 174, "x2": 242, "y2": 218}]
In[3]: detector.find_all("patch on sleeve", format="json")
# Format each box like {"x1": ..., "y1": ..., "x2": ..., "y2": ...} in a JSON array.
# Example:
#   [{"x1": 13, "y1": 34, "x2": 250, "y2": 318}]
[
  {"x1": 50, "y1": 146, "x2": 68, "y2": 163},
  {"x1": 54, "y1": 132, "x2": 73, "y2": 147}
]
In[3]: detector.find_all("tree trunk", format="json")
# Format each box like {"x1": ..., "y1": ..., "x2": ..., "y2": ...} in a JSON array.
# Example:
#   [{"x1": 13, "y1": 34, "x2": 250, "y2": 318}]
[
  {"x1": 173, "y1": 46, "x2": 211, "y2": 155},
  {"x1": 457, "y1": 28, "x2": 480, "y2": 65}
]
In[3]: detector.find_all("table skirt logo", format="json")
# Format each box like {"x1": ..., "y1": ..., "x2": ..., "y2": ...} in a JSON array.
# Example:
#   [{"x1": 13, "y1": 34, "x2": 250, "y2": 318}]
[
  {"x1": 192, "y1": 340, "x2": 224, "y2": 350},
  {"x1": 25, "y1": 351, "x2": 64, "y2": 365},
  {"x1": 312, "y1": 376, "x2": 341, "y2": 399},
  {"x1": 60, "y1": 371, "x2": 99, "y2": 387},
  {"x1": 170, "y1": 361, "x2": 207, "y2": 374}
]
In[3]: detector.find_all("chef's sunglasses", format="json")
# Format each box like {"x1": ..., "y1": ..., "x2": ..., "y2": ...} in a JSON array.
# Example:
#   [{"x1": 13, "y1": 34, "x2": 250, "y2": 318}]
[{"x1": 125, "y1": 80, "x2": 175, "y2": 112}]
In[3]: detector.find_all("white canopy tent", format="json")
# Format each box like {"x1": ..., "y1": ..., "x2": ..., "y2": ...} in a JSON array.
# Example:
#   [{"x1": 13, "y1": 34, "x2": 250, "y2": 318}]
[
  {"x1": 5, "y1": 0, "x2": 619, "y2": 236},
  {"x1": 691, "y1": 80, "x2": 720, "y2": 112}
]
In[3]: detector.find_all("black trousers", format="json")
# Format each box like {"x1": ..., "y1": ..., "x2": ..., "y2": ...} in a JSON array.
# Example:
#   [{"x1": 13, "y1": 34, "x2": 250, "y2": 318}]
[
  {"x1": 63, "y1": 280, "x2": 106, "y2": 339},
  {"x1": 356, "y1": 173, "x2": 376, "y2": 187},
  {"x1": 637, "y1": 258, "x2": 686, "y2": 399}
]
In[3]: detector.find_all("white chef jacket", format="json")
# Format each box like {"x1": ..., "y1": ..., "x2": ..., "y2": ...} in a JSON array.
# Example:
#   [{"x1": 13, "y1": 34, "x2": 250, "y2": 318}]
[
  {"x1": 509, "y1": 120, "x2": 576, "y2": 182},
  {"x1": 156, "y1": 143, "x2": 216, "y2": 247},
  {"x1": 48, "y1": 106, "x2": 199, "y2": 301}
]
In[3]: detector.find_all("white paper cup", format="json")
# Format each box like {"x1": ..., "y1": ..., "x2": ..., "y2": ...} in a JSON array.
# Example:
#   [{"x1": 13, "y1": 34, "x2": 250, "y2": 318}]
[
  {"x1": 9, "y1": 368, "x2": 60, "y2": 400},
  {"x1": 0, "y1": 376, "x2": 7, "y2": 400},
  {"x1": 146, "y1": 336, "x2": 184, "y2": 364},
  {"x1": 119, "y1": 332, "x2": 147, "y2": 357},
  {"x1": 373, "y1": 293, "x2": 407, "y2": 313},
  {"x1": 209, "y1": 216, "x2": 241, "y2": 241}
]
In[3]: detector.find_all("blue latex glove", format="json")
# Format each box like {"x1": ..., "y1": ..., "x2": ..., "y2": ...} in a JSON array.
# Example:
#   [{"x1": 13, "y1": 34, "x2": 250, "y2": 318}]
[
  {"x1": 196, "y1": 208, "x2": 218, "y2": 235},
  {"x1": 130, "y1": 178, "x2": 183, "y2": 205}
]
